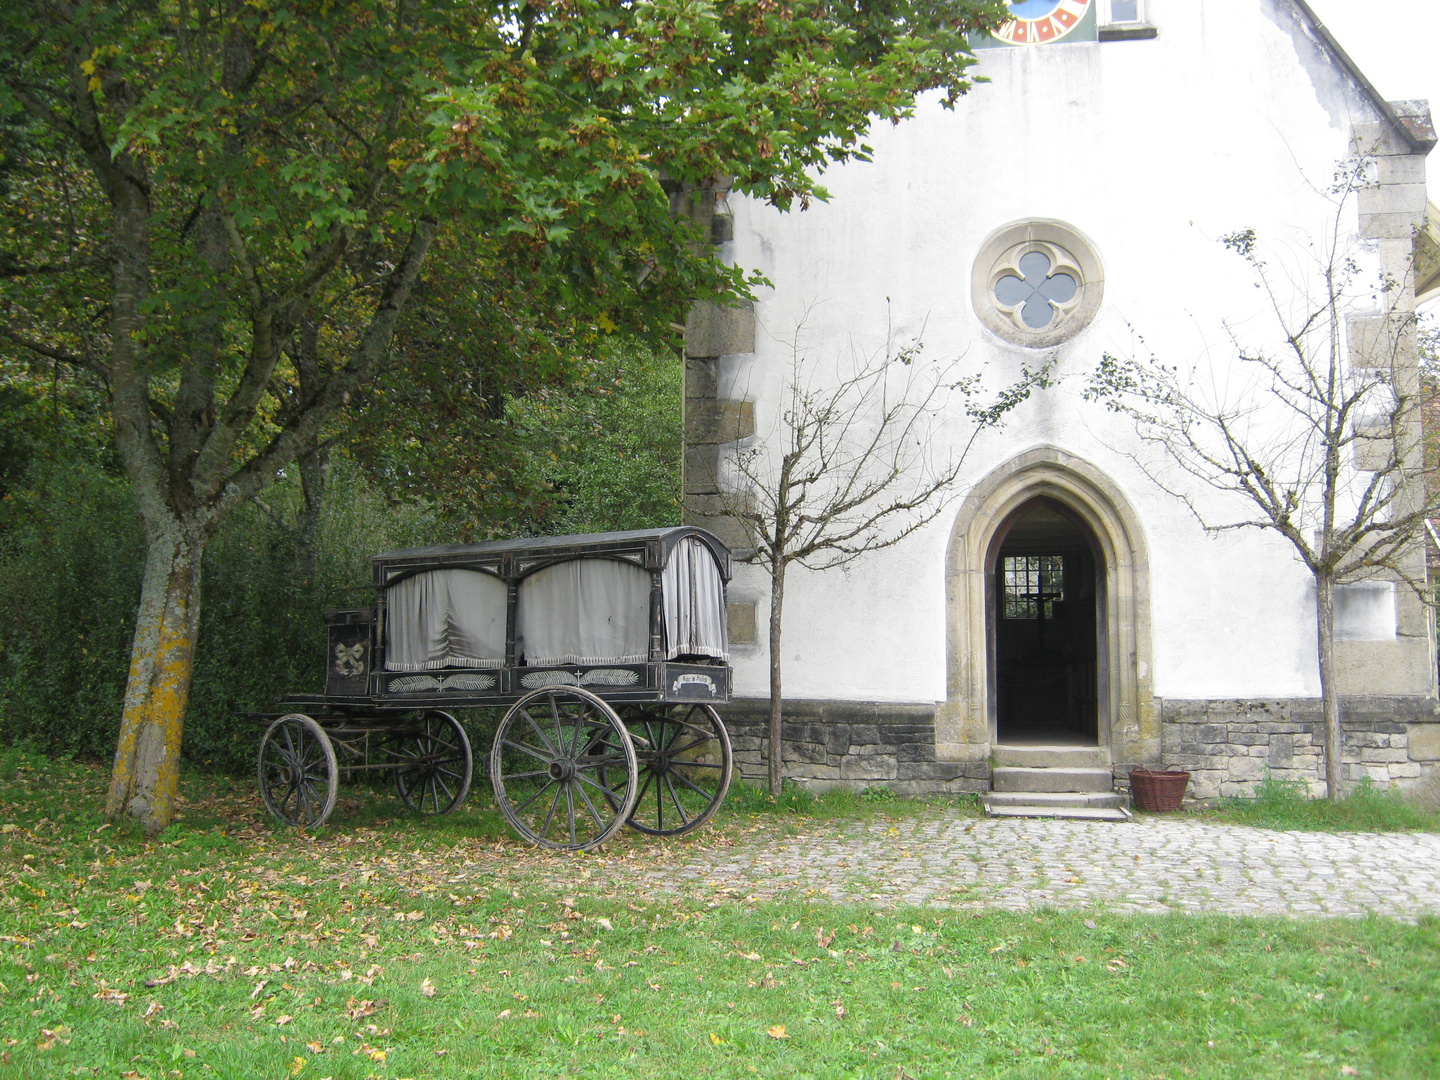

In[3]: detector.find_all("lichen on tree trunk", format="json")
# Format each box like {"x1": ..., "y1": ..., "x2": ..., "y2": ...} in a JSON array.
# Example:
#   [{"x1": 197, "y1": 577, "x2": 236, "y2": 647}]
[{"x1": 105, "y1": 522, "x2": 206, "y2": 836}]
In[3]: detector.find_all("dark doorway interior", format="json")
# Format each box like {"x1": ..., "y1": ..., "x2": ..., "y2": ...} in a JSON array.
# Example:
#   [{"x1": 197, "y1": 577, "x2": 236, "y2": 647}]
[{"x1": 993, "y1": 499, "x2": 1099, "y2": 745}]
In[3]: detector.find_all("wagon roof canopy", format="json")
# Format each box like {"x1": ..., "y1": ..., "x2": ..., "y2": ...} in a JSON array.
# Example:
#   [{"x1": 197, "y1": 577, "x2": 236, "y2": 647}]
[{"x1": 371, "y1": 526, "x2": 731, "y2": 581}]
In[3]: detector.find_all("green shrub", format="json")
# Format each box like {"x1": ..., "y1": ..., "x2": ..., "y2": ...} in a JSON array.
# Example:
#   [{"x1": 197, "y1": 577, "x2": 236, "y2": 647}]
[{"x1": 0, "y1": 458, "x2": 438, "y2": 774}]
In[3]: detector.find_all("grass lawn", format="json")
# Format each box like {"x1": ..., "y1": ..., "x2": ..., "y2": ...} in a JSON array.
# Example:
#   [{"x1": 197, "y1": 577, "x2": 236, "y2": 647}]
[
  {"x1": 1194, "y1": 774, "x2": 1440, "y2": 834},
  {"x1": 1, "y1": 747, "x2": 1437, "y2": 1079}
]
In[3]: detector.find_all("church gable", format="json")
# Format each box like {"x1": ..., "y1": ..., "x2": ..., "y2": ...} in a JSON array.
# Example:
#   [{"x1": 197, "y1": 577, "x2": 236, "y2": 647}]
[{"x1": 683, "y1": 0, "x2": 1438, "y2": 800}]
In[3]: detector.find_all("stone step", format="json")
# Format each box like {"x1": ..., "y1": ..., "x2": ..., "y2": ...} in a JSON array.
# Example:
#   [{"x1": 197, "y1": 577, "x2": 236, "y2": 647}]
[
  {"x1": 992, "y1": 743, "x2": 1112, "y2": 769},
  {"x1": 991, "y1": 765, "x2": 1115, "y2": 794},
  {"x1": 984, "y1": 790, "x2": 1128, "y2": 810},
  {"x1": 982, "y1": 803, "x2": 1132, "y2": 823}
]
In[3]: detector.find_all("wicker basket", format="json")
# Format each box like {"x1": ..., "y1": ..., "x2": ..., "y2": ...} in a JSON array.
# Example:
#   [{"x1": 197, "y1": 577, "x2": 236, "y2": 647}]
[{"x1": 1128, "y1": 765, "x2": 1190, "y2": 812}]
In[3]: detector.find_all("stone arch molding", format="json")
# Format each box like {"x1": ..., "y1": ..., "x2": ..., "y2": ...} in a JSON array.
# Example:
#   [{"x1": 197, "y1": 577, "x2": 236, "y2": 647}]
[{"x1": 936, "y1": 446, "x2": 1158, "y2": 766}]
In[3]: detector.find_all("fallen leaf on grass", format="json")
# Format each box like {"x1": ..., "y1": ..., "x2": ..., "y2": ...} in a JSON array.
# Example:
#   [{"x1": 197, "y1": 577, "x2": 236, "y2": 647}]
[
  {"x1": 276, "y1": 1015, "x2": 293, "y2": 1026},
  {"x1": 767, "y1": 1025, "x2": 788, "y2": 1040},
  {"x1": 815, "y1": 928, "x2": 834, "y2": 949},
  {"x1": 344, "y1": 997, "x2": 378, "y2": 1020},
  {"x1": 496, "y1": 1009, "x2": 512, "y2": 1020},
  {"x1": 420, "y1": 977, "x2": 436, "y2": 999},
  {"x1": 305, "y1": 1041, "x2": 324, "y2": 1053},
  {"x1": 833, "y1": 1001, "x2": 846, "y2": 1019},
  {"x1": 141, "y1": 1001, "x2": 165, "y2": 1023},
  {"x1": 1341, "y1": 1069, "x2": 1360, "y2": 1077},
  {"x1": 595, "y1": 918, "x2": 613, "y2": 932},
  {"x1": 250, "y1": 980, "x2": 269, "y2": 1000},
  {"x1": 288, "y1": 1056, "x2": 306, "y2": 1075},
  {"x1": 709, "y1": 1033, "x2": 724, "y2": 1045}
]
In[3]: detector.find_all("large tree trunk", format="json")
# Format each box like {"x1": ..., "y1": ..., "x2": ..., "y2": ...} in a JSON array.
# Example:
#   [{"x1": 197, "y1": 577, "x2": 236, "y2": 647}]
[
  {"x1": 767, "y1": 560, "x2": 786, "y2": 796},
  {"x1": 1314, "y1": 571, "x2": 1345, "y2": 801},
  {"x1": 296, "y1": 442, "x2": 329, "y2": 584},
  {"x1": 105, "y1": 518, "x2": 208, "y2": 835}
]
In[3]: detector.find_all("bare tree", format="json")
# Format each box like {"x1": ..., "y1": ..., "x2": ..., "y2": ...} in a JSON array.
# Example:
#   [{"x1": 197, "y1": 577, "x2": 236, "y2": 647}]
[
  {"x1": 1085, "y1": 154, "x2": 1433, "y2": 800},
  {"x1": 719, "y1": 323, "x2": 1051, "y2": 794}
]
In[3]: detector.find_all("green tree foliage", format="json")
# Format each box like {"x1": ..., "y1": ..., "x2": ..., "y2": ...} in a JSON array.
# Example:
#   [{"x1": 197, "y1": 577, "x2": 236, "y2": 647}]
[
  {"x1": 0, "y1": 0, "x2": 1008, "y2": 833},
  {"x1": 510, "y1": 340, "x2": 684, "y2": 535}
]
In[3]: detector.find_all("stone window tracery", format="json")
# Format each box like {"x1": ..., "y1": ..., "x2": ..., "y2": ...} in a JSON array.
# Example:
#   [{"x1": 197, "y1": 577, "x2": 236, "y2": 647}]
[{"x1": 971, "y1": 220, "x2": 1104, "y2": 347}]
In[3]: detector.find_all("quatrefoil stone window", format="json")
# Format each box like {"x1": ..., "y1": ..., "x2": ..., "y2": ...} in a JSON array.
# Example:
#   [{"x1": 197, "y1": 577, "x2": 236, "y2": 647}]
[{"x1": 972, "y1": 221, "x2": 1104, "y2": 347}]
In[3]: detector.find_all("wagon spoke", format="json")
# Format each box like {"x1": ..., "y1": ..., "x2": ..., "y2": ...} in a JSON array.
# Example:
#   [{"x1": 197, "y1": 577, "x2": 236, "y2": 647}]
[
  {"x1": 513, "y1": 778, "x2": 557, "y2": 816},
  {"x1": 665, "y1": 775, "x2": 690, "y2": 825},
  {"x1": 575, "y1": 771, "x2": 624, "y2": 800},
  {"x1": 672, "y1": 771, "x2": 715, "y2": 798},
  {"x1": 662, "y1": 735, "x2": 711, "y2": 757},
  {"x1": 504, "y1": 769, "x2": 550, "y2": 783},
  {"x1": 567, "y1": 705, "x2": 587, "y2": 759},
  {"x1": 539, "y1": 784, "x2": 563, "y2": 840},
  {"x1": 574, "y1": 782, "x2": 606, "y2": 834},
  {"x1": 619, "y1": 765, "x2": 651, "y2": 813},
  {"x1": 434, "y1": 772, "x2": 456, "y2": 807},
  {"x1": 566, "y1": 786, "x2": 577, "y2": 847},
  {"x1": 502, "y1": 738, "x2": 553, "y2": 763},
  {"x1": 521, "y1": 710, "x2": 560, "y2": 757},
  {"x1": 575, "y1": 752, "x2": 630, "y2": 768}
]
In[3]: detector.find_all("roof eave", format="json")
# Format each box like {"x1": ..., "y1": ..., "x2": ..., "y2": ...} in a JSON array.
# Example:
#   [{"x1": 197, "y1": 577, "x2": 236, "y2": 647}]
[{"x1": 1287, "y1": 0, "x2": 1436, "y2": 154}]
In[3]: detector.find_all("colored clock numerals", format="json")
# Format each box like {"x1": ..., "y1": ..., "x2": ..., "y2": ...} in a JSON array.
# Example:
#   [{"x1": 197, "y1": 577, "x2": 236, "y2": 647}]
[{"x1": 994, "y1": 0, "x2": 1090, "y2": 45}]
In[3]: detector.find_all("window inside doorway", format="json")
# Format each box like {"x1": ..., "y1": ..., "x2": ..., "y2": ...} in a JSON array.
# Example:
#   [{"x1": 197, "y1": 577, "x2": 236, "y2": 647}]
[{"x1": 1001, "y1": 555, "x2": 1064, "y2": 620}]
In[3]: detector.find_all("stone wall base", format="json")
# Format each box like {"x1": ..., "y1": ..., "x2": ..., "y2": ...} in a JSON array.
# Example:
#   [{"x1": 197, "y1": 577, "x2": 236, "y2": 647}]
[
  {"x1": 715, "y1": 699, "x2": 991, "y2": 795},
  {"x1": 716, "y1": 695, "x2": 1440, "y2": 803},
  {"x1": 1160, "y1": 696, "x2": 1440, "y2": 801}
]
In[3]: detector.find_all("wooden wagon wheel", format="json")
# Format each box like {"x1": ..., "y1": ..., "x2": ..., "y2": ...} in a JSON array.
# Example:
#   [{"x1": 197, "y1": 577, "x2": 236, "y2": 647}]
[
  {"x1": 613, "y1": 703, "x2": 733, "y2": 836},
  {"x1": 258, "y1": 714, "x2": 339, "y2": 827},
  {"x1": 489, "y1": 686, "x2": 638, "y2": 851},
  {"x1": 393, "y1": 710, "x2": 474, "y2": 815}
]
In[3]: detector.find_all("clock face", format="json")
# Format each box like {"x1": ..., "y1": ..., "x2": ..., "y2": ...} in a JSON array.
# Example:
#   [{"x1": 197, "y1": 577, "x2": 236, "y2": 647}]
[{"x1": 993, "y1": 0, "x2": 1093, "y2": 44}]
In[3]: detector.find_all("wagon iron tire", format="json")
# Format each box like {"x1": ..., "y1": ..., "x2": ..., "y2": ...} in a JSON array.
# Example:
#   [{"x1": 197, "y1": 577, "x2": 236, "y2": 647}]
[
  {"x1": 615, "y1": 703, "x2": 733, "y2": 836},
  {"x1": 258, "y1": 714, "x2": 339, "y2": 828},
  {"x1": 393, "y1": 710, "x2": 474, "y2": 815},
  {"x1": 489, "y1": 686, "x2": 638, "y2": 851}
]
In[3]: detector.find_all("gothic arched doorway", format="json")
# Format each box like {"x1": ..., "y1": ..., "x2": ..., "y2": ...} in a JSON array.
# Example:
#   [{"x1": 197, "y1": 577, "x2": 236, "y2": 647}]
[
  {"x1": 935, "y1": 446, "x2": 1156, "y2": 766},
  {"x1": 988, "y1": 498, "x2": 1101, "y2": 745}
]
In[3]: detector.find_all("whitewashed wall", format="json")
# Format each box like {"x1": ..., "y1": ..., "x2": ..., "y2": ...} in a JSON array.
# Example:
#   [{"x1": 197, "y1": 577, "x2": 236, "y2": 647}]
[{"x1": 715, "y1": 0, "x2": 1411, "y2": 705}]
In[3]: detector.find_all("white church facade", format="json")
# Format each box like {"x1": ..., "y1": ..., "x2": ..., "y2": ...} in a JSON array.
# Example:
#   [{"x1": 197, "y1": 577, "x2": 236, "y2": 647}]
[{"x1": 681, "y1": 0, "x2": 1440, "y2": 803}]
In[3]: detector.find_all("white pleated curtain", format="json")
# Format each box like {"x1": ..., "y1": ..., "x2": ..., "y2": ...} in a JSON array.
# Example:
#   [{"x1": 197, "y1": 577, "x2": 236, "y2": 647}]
[
  {"x1": 384, "y1": 568, "x2": 507, "y2": 671},
  {"x1": 660, "y1": 537, "x2": 728, "y2": 661},
  {"x1": 517, "y1": 559, "x2": 651, "y2": 666}
]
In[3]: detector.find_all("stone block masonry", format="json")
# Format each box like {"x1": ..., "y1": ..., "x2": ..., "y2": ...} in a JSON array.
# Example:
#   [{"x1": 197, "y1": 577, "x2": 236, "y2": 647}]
[
  {"x1": 716, "y1": 698, "x2": 991, "y2": 795},
  {"x1": 711, "y1": 696, "x2": 1439, "y2": 802},
  {"x1": 1156, "y1": 696, "x2": 1440, "y2": 799}
]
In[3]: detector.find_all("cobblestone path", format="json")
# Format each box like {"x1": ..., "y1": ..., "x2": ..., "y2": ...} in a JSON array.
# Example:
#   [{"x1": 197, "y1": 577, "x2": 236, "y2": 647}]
[{"x1": 578, "y1": 812, "x2": 1440, "y2": 921}]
